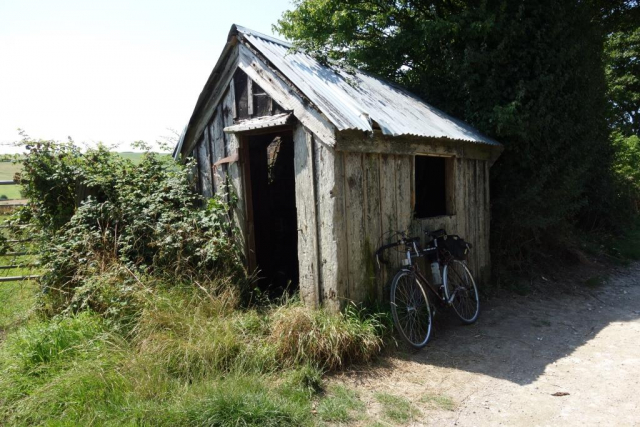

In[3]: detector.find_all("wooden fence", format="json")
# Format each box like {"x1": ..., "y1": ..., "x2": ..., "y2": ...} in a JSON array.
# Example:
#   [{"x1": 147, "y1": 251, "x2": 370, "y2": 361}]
[{"x1": 0, "y1": 180, "x2": 38, "y2": 282}]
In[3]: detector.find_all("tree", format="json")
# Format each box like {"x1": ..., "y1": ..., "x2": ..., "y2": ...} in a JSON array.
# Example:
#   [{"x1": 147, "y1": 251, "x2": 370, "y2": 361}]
[
  {"x1": 277, "y1": 0, "x2": 616, "y2": 270},
  {"x1": 606, "y1": 27, "x2": 640, "y2": 136}
]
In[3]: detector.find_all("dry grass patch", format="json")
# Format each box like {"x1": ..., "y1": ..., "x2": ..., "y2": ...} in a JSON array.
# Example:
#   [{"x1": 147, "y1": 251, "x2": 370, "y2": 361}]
[{"x1": 269, "y1": 304, "x2": 384, "y2": 371}]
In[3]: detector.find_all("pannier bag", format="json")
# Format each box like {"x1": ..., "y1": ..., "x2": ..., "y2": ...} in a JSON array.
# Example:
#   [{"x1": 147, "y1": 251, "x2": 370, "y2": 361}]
[{"x1": 437, "y1": 235, "x2": 471, "y2": 260}]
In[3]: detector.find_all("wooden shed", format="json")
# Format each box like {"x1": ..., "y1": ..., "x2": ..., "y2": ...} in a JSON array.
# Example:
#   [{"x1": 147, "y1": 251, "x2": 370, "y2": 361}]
[{"x1": 174, "y1": 25, "x2": 503, "y2": 310}]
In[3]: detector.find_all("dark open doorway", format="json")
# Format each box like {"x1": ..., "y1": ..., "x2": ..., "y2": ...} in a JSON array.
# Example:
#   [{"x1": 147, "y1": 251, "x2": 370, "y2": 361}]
[{"x1": 246, "y1": 131, "x2": 299, "y2": 296}]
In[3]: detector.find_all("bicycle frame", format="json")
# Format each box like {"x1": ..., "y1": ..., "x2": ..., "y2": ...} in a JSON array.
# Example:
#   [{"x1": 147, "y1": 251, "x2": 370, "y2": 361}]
[{"x1": 401, "y1": 240, "x2": 457, "y2": 306}]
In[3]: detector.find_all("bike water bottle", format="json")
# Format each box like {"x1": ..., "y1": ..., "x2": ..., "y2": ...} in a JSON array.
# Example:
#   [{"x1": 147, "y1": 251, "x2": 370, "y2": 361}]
[{"x1": 430, "y1": 261, "x2": 442, "y2": 286}]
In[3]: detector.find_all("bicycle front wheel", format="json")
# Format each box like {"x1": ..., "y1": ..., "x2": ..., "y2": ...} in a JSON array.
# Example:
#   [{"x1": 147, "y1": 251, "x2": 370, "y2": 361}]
[
  {"x1": 443, "y1": 260, "x2": 480, "y2": 324},
  {"x1": 390, "y1": 269, "x2": 432, "y2": 349}
]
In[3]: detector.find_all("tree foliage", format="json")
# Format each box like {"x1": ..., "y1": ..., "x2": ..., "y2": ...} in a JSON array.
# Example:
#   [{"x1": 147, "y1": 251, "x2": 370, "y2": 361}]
[
  {"x1": 606, "y1": 27, "x2": 640, "y2": 136},
  {"x1": 277, "y1": 0, "x2": 638, "y2": 270}
]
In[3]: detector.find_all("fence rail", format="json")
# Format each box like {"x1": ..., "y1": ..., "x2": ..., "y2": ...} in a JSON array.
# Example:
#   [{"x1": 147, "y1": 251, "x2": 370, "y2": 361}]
[
  {"x1": 0, "y1": 275, "x2": 39, "y2": 282},
  {"x1": 0, "y1": 201, "x2": 39, "y2": 281}
]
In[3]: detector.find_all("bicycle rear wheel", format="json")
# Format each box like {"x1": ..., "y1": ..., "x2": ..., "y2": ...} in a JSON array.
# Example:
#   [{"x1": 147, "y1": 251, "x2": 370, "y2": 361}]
[
  {"x1": 443, "y1": 260, "x2": 479, "y2": 324},
  {"x1": 390, "y1": 269, "x2": 432, "y2": 349}
]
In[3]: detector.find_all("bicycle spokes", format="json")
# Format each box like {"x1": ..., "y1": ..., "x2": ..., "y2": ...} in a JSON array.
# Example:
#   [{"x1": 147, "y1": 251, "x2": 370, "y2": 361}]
[{"x1": 391, "y1": 273, "x2": 432, "y2": 347}]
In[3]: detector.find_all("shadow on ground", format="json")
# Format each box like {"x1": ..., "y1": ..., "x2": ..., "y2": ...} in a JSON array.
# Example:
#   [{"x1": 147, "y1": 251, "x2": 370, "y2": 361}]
[{"x1": 393, "y1": 263, "x2": 640, "y2": 386}]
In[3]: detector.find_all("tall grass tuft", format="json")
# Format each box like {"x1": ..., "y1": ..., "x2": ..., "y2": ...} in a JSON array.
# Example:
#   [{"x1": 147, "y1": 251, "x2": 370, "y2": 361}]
[
  {"x1": 269, "y1": 302, "x2": 384, "y2": 371},
  {"x1": 6, "y1": 312, "x2": 105, "y2": 370}
]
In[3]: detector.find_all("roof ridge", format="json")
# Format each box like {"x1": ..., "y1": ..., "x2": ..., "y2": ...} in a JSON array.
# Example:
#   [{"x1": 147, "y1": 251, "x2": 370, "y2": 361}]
[{"x1": 231, "y1": 24, "x2": 293, "y2": 48}]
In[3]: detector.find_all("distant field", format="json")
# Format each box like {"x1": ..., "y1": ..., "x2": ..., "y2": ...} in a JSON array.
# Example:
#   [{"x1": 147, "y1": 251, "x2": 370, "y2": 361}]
[
  {"x1": 0, "y1": 152, "x2": 170, "y2": 200},
  {"x1": 0, "y1": 161, "x2": 23, "y2": 200}
]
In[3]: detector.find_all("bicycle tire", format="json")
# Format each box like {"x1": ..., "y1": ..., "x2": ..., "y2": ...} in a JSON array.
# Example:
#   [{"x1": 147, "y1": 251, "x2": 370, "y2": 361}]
[
  {"x1": 442, "y1": 260, "x2": 480, "y2": 324},
  {"x1": 390, "y1": 269, "x2": 433, "y2": 349}
]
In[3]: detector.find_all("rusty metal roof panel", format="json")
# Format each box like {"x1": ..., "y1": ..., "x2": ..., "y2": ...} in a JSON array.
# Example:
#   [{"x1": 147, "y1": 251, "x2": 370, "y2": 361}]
[{"x1": 233, "y1": 25, "x2": 499, "y2": 146}]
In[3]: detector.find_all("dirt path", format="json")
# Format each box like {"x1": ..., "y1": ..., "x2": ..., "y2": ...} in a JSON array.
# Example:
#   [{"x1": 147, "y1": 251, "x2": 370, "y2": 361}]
[{"x1": 336, "y1": 263, "x2": 640, "y2": 426}]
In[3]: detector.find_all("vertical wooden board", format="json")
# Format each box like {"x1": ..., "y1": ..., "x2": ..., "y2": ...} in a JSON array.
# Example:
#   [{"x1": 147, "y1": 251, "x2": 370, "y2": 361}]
[
  {"x1": 453, "y1": 157, "x2": 466, "y2": 237},
  {"x1": 247, "y1": 78, "x2": 254, "y2": 116},
  {"x1": 363, "y1": 153, "x2": 382, "y2": 303},
  {"x1": 445, "y1": 157, "x2": 456, "y2": 214},
  {"x1": 202, "y1": 127, "x2": 214, "y2": 198},
  {"x1": 211, "y1": 107, "x2": 226, "y2": 197},
  {"x1": 464, "y1": 160, "x2": 473, "y2": 273},
  {"x1": 313, "y1": 142, "x2": 344, "y2": 311},
  {"x1": 476, "y1": 161, "x2": 483, "y2": 278},
  {"x1": 476, "y1": 160, "x2": 489, "y2": 283},
  {"x1": 196, "y1": 138, "x2": 211, "y2": 198},
  {"x1": 207, "y1": 112, "x2": 219, "y2": 193},
  {"x1": 343, "y1": 152, "x2": 366, "y2": 303},
  {"x1": 484, "y1": 161, "x2": 492, "y2": 283},
  {"x1": 379, "y1": 154, "x2": 398, "y2": 296},
  {"x1": 293, "y1": 125, "x2": 319, "y2": 307},
  {"x1": 396, "y1": 155, "x2": 413, "y2": 235},
  {"x1": 222, "y1": 83, "x2": 247, "y2": 255},
  {"x1": 333, "y1": 151, "x2": 350, "y2": 303},
  {"x1": 472, "y1": 160, "x2": 480, "y2": 276}
]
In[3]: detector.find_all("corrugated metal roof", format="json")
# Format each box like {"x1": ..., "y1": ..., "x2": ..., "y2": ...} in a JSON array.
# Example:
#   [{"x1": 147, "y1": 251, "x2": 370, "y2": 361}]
[
  {"x1": 234, "y1": 25, "x2": 499, "y2": 146},
  {"x1": 223, "y1": 112, "x2": 292, "y2": 133}
]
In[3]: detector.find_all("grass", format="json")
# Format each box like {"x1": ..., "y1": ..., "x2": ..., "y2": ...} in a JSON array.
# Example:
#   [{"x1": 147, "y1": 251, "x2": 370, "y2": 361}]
[
  {"x1": 317, "y1": 384, "x2": 365, "y2": 423},
  {"x1": 419, "y1": 392, "x2": 457, "y2": 411},
  {"x1": 0, "y1": 159, "x2": 24, "y2": 201},
  {"x1": 0, "y1": 281, "x2": 36, "y2": 331},
  {"x1": 374, "y1": 392, "x2": 421, "y2": 423},
  {"x1": 0, "y1": 277, "x2": 386, "y2": 426},
  {"x1": 0, "y1": 186, "x2": 23, "y2": 200}
]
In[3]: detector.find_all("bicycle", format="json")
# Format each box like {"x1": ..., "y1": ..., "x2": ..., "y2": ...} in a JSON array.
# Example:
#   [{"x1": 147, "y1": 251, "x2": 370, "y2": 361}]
[{"x1": 375, "y1": 229, "x2": 480, "y2": 349}]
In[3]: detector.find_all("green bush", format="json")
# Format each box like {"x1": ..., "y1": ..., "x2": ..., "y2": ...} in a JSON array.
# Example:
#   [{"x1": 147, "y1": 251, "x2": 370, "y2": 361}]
[
  {"x1": 13, "y1": 137, "x2": 244, "y2": 315},
  {"x1": 612, "y1": 132, "x2": 640, "y2": 211}
]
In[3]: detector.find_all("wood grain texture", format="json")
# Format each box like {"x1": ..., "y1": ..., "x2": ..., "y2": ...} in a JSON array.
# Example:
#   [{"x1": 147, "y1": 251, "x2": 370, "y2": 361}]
[
  {"x1": 379, "y1": 153, "x2": 398, "y2": 290},
  {"x1": 202, "y1": 127, "x2": 214, "y2": 198},
  {"x1": 396, "y1": 155, "x2": 413, "y2": 235},
  {"x1": 363, "y1": 153, "x2": 382, "y2": 302},
  {"x1": 238, "y1": 44, "x2": 336, "y2": 146},
  {"x1": 343, "y1": 152, "x2": 366, "y2": 303},
  {"x1": 293, "y1": 124, "x2": 319, "y2": 307},
  {"x1": 196, "y1": 136, "x2": 213, "y2": 198},
  {"x1": 313, "y1": 141, "x2": 343, "y2": 311},
  {"x1": 336, "y1": 131, "x2": 500, "y2": 162},
  {"x1": 211, "y1": 106, "x2": 226, "y2": 196},
  {"x1": 333, "y1": 151, "x2": 349, "y2": 306},
  {"x1": 221, "y1": 82, "x2": 248, "y2": 256}
]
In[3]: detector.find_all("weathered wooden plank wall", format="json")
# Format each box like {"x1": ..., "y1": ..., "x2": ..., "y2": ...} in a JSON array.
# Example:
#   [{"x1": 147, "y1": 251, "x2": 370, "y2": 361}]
[
  {"x1": 332, "y1": 151, "x2": 492, "y2": 304},
  {"x1": 191, "y1": 81, "x2": 250, "y2": 260},
  {"x1": 293, "y1": 124, "x2": 320, "y2": 307},
  {"x1": 313, "y1": 141, "x2": 346, "y2": 311}
]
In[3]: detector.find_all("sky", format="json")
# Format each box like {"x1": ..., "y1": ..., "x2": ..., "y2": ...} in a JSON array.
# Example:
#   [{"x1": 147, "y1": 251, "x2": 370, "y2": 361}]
[{"x1": 0, "y1": 0, "x2": 294, "y2": 154}]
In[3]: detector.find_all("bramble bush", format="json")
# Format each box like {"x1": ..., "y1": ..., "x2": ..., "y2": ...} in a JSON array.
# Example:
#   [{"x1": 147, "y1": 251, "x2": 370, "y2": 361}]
[{"x1": 11, "y1": 136, "x2": 244, "y2": 316}]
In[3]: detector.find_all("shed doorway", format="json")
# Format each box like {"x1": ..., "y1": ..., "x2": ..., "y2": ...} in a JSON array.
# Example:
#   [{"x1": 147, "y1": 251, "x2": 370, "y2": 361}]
[{"x1": 246, "y1": 131, "x2": 299, "y2": 296}]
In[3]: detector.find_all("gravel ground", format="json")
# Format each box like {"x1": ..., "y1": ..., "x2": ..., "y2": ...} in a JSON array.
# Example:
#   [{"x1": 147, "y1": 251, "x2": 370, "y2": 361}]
[{"x1": 335, "y1": 262, "x2": 640, "y2": 426}]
